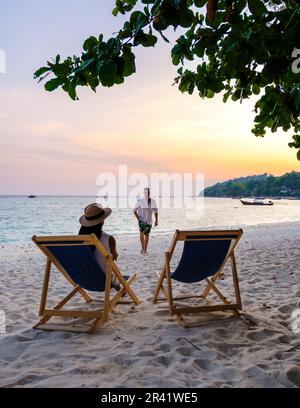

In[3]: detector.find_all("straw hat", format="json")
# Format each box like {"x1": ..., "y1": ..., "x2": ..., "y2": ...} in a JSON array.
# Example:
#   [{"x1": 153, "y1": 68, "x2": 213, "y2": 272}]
[{"x1": 79, "y1": 203, "x2": 112, "y2": 227}]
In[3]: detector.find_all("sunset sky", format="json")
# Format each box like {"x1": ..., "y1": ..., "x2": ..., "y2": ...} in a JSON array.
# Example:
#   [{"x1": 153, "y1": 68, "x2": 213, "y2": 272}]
[{"x1": 0, "y1": 0, "x2": 298, "y2": 195}]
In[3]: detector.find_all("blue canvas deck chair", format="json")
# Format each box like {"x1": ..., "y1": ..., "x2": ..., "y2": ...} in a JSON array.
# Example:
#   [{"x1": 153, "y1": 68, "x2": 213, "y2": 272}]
[
  {"x1": 32, "y1": 234, "x2": 140, "y2": 333},
  {"x1": 153, "y1": 229, "x2": 243, "y2": 326}
]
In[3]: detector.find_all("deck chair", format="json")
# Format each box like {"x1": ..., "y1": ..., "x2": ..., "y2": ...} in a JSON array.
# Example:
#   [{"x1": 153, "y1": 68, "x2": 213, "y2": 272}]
[
  {"x1": 32, "y1": 234, "x2": 140, "y2": 333},
  {"x1": 153, "y1": 229, "x2": 243, "y2": 326}
]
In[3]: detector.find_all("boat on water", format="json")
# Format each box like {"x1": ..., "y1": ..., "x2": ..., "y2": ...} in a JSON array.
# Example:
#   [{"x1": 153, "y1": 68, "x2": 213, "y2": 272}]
[
  {"x1": 28, "y1": 195, "x2": 37, "y2": 198},
  {"x1": 240, "y1": 198, "x2": 273, "y2": 206}
]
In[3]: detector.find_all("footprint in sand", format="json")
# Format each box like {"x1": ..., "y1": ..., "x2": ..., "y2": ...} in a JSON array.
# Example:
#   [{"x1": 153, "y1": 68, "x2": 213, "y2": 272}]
[
  {"x1": 136, "y1": 350, "x2": 155, "y2": 357},
  {"x1": 175, "y1": 346, "x2": 193, "y2": 357},
  {"x1": 246, "y1": 328, "x2": 276, "y2": 341},
  {"x1": 284, "y1": 366, "x2": 300, "y2": 387},
  {"x1": 152, "y1": 355, "x2": 170, "y2": 367},
  {"x1": 193, "y1": 358, "x2": 219, "y2": 370}
]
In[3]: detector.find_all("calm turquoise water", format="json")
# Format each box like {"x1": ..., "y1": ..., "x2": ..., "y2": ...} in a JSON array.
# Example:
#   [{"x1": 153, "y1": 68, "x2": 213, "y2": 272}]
[{"x1": 0, "y1": 196, "x2": 299, "y2": 244}]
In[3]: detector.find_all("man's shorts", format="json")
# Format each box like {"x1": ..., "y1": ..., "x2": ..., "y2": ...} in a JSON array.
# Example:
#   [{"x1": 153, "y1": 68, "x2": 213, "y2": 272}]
[{"x1": 138, "y1": 220, "x2": 152, "y2": 235}]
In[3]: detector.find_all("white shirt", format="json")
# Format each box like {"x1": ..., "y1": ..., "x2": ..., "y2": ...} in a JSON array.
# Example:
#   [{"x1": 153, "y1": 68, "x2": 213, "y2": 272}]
[{"x1": 134, "y1": 198, "x2": 158, "y2": 225}]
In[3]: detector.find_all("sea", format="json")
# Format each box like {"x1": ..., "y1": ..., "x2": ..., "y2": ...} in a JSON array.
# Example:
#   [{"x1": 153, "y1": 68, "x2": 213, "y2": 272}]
[{"x1": 0, "y1": 196, "x2": 300, "y2": 244}]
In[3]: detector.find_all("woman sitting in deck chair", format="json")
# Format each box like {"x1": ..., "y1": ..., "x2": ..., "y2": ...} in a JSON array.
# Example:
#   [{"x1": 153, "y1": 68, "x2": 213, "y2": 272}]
[
  {"x1": 32, "y1": 202, "x2": 140, "y2": 333},
  {"x1": 79, "y1": 203, "x2": 120, "y2": 290}
]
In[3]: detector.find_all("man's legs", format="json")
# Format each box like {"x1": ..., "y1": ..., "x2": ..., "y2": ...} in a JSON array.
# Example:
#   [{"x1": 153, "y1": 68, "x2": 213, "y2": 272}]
[
  {"x1": 139, "y1": 232, "x2": 145, "y2": 253},
  {"x1": 144, "y1": 233, "x2": 150, "y2": 254},
  {"x1": 139, "y1": 222, "x2": 152, "y2": 254}
]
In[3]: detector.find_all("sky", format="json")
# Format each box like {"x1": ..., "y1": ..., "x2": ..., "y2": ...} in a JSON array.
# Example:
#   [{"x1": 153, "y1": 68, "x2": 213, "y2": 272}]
[{"x1": 0, "y1": 0, "x2": 299, "y2": 195}]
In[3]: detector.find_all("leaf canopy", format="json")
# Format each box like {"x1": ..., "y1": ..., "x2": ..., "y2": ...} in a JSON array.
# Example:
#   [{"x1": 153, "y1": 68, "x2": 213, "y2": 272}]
[{"x1": 34, "y1": 0, "x2": 300, "y2": 159}]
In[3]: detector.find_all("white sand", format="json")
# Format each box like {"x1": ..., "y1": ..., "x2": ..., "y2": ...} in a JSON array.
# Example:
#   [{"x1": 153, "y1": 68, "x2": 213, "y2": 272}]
[{"x1": 0, "y1": 222, "x2": 299, "y2": 388}]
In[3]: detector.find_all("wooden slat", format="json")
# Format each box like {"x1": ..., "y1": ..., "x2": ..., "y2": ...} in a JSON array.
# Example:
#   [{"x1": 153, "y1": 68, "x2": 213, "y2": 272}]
[
  {"x1": 109, "y1": 274, "x2": 136, "y2": 311},
  {"x1": 34, "y1": 324, "x2": 89, "y2": 333},
  {"x1": 39, "y1": 259, "x2": 51, "y2": 316},
  {"x1": 176, "y1": 229, "x2": 242, "y2": 241},
  {"x1": 39, "y1": 242, "x2": 94, "y2": 247},
  {"x1": 112, "y1": 264, "x2": 140, "y2": 305},
  {"x1": 44, "y1": 309, "x2": 102, "y2": 318},
  {"x1": 165, "y1": 252, "x2": 175, "y2": 316},
  {"x1": 33, "y1": 235, "x2": 94, "y2": 243},
  {"x1": 175, "y1": 304, "x2": 239, "y2": 315},
  {"x1": 153, "y1": 269, "x2": 167, "y2": 303},
  {"x1": 204, "y1": 278, "x2": 229, "y2": 305},
  {"x1": 231, "y1": 253, "x2": 243, "y2": 310}
]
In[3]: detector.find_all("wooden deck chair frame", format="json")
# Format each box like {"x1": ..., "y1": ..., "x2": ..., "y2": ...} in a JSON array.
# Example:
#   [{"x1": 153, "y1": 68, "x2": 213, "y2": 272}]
[
  {"x1": 153, "y1": 229, "x2": 243, "y2": 326},
  {"x1": 32, "y1": 234, "x2": 140, "y2": 334}
]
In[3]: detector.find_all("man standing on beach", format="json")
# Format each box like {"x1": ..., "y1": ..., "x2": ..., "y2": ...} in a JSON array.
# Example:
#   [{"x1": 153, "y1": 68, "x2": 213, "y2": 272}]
[{"x1": 134, "y1": 187, "x2": 158, "y2": 254}]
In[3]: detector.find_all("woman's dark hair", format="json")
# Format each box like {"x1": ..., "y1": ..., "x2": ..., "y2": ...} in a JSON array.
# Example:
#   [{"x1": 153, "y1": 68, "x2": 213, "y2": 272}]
[{"x1": 79, "y1": 223, "x2": 103, "y2": 253}]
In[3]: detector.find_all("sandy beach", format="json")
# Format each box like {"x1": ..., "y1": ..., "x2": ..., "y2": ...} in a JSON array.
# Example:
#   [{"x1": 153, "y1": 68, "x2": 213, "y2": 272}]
[{"x1": 0, "y1": 221, "x2": 299, "y2": 388}]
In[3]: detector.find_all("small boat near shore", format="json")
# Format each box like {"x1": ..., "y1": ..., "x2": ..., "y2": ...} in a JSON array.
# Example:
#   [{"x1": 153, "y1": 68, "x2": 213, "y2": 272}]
[
  {"x1": 240, "y1": 198, "x2": 274, "y2": 206},
  {"x1": 28, "y1": 195, "x2": 37, "y2": 198}
]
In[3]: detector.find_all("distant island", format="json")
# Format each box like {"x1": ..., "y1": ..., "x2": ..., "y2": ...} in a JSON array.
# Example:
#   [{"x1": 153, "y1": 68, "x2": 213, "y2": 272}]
[{"x1": 203, "y1": 172, "x2": 300, "y2": 198}]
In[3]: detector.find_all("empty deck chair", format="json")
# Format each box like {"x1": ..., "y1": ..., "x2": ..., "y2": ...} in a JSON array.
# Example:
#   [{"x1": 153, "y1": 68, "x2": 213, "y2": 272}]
[
  {"x1": 153, "y1": 229, "x2": 243, "y2": 326},
  {"x1": 32, "y1": 234, "x2": 140, "y2": 333}
]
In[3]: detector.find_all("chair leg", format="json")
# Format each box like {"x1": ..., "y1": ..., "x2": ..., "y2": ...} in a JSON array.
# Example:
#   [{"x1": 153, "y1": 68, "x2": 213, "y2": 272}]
[
  {"x1": 153, "y1": 270, "x2": 168, "y2": 302},
  {"x1": 87, "y1": 313, "x2": 106, "y2": 334},
  {"x1": 204, "y1": 278, "x2": 229, "y2": 305},
  {"x1": 39, "y1": 259, "x2": 51, "y2": 316},
  {"x1": 34, "y1": 286, "x2": 82, "y2": 327},
  {"x1": 230, "y1": 253, "x2": 242, "y2": 310},
  {"x1": 86, "y1": 256, "x2": 113, "y2": 334},
  {"x1": 201, "y1": 269, "x2": 223, "y2": 299},
  {"x1": 103, "y1": 256, "x2": 113, "y2": 321},
  {"x1": 153, "y1": 252, "x2": 170, "y2": 303},
  {"x1": 165, "y1": 252, "x2": 175, "y2": 316},
  {"x1": 112, "y1": 267, "x2": 140, "y2": 305},
  {"x1": 109, "y1": 274, "x2": 137, "y2": 311}
]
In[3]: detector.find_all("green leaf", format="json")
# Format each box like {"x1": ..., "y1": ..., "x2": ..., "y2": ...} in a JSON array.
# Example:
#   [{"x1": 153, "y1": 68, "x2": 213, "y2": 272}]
[
  {"x1": 193, "y1": 40, "x2": 206, "y2": 58},
  {"x1": 223, "y1": 92, "x2": 231, "y2": 103},
  {"x1": 135, "y1": 32, "x2": 157, "y2": 47},
  {"x1": 68, "y1": 79, "x2": 78, "y2": 100},
  {"x1": 112, "y1": 7, "x2": 119, "y2": 16},
  {"x1": 44, "y1": 78, "x2": 64, "y2": 92},
  {"x1": 73, "y1": 58, "x2": 95, "y2": 74},
  {"x1": 83, "y1": 36, "x2": 98, "y2": 52},
  {"x1": 98, "y1": 61, "x2": 118, "y2": 87},
  {"x1": 252, "y1": 84, "x2": 260, "y2": 95},
  {"x1": 234, "y1": 0, "x2": 247, "y2": 14},
  {"x1": 107, "y1": 38, "x2": 121, "y2": 54},
  {"x1": 130, "y1": 11, "x2": 148, "y2": 32},
  {"x1": 123, "y1": 47, "x2": 136, "y2": 76},
  {"x1": 248, "y1": 0, "x2": 267, "y2": 19},
  {"x1": 179, "y1": 10, "x2": 194, "y2": 28},
  {"x1": 34, "y1": 67, "x2": 51, "y2": 78},
  {"x1": 194, "y1": 0, "x2": 207, "y2": 6}
]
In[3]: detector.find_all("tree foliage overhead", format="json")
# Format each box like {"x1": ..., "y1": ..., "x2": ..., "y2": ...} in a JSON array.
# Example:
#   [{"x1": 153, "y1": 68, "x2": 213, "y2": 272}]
[
  {"x1": 34, "y1": 1, "x2": 300, "y2": 159},
  {"x1": 204, "y1": 171, "x2": 300, "y2": 197}
]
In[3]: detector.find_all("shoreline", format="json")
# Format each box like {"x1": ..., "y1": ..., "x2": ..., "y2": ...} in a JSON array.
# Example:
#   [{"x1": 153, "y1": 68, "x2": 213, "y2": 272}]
[
  {"x1": 1, "y1": 220, "x2": 300, "y2": 247},
  {"x1": 0, "y1": 222, "x2": 299, "y2": 387}
]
